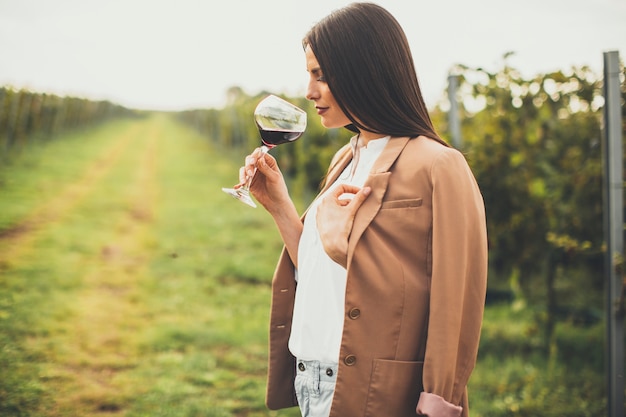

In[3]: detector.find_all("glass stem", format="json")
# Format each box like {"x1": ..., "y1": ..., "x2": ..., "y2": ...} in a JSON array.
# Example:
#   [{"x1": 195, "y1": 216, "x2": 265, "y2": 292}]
[{"x1": 241, "y1": 145, "x2": 268, "y2": 192}]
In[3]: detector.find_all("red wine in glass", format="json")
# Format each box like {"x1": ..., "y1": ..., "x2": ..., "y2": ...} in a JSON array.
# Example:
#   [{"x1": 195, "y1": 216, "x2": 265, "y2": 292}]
[
  {"x1": 222, "y1": 95, "x2": 307, "y2": 208},
  {"x1": 259, "y1": 127, "x2": 303, "y2": 149}
]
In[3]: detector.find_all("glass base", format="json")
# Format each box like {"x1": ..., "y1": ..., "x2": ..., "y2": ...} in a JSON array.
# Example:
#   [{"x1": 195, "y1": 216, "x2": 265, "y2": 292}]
[{"x1": 222, "y1": 187, "x2": 257, "y2": 208}]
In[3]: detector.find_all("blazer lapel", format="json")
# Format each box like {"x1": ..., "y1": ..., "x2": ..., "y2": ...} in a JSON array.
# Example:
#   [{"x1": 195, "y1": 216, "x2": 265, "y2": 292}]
[
  {"x1": 320, "y1": 144, "x2": 353, "y2": 194},
  {"x1": 300, "y1": 143, "x2": 353, "y2": 220},
  {"x1": 347, "y1": 136, "x2": 411, "y2": 266}
]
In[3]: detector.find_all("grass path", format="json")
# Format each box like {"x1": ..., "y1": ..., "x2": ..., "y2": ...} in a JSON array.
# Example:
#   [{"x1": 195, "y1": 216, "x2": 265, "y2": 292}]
[
  {"x1": 0, "y1": 122, "x2": 140, "y2": 266},
  {"x1": 38, "y1": 117, "x2": 160, "y2": 415},
  {"x1": 0, "y1": 114, "x2": 299, "y2": 417}
]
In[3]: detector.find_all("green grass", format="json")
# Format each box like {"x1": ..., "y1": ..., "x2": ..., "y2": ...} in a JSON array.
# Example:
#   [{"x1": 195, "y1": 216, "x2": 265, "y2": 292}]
[
  {"x1": 469, "y1": 304, "x2": 606, "y2": 417},
  {"x1": 0, "y1": 114, "x2": 299, "y2": 416},
  {"x1": 0, "y1": 114, "x2": 611, "y2": 416}
]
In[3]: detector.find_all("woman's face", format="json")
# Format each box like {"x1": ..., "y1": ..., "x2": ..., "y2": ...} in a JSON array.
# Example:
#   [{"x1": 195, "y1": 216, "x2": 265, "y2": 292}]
[{"x1": 305, "y1": 46, "x2": 351, "y2": 129}]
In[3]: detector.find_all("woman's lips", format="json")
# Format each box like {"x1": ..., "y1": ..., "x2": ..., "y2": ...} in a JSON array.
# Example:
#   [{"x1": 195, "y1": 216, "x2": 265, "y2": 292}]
[{"x1": 316, "y1": 106, "x2": 328, "y2": 115}]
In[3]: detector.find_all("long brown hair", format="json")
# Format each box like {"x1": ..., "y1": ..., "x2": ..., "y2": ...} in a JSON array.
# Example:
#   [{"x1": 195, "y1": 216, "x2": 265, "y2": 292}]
[{"x1": 303, "y1": 2, "x2": 447, "y2": 145}]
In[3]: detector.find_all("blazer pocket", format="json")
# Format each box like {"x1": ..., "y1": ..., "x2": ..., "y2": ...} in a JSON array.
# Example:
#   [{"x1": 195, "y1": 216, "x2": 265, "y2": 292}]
[
  {"x1": 380, "y1": 198, "x2": 423, "y2": 210},
  {"x1": 364, "y1": 359, "x2": 424, "y2": 417}
]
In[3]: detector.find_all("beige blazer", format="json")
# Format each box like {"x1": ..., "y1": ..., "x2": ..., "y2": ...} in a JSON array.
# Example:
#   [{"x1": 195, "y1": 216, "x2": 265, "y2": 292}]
[{"x1": 265, "y1": 136, "x2": 488, "y2": 417}]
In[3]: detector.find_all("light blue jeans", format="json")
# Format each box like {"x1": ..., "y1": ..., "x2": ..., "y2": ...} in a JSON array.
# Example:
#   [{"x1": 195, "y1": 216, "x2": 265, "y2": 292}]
[{"x1": 294, "y1": 359, "x2": 338, "y2": 417}]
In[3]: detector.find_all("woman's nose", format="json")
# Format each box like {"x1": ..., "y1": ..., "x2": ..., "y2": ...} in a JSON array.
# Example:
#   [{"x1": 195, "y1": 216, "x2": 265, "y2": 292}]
[{"x1": 306, "y1": 81, "x2": 319, "y2": 101}]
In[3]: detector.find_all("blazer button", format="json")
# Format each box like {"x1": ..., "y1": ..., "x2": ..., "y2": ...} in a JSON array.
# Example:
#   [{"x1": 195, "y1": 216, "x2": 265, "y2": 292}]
[
  {"x1": 348, "y1": 308, "x2": 361, "y2": 319},
  {"x1": 298, "y1": 362, "x2": 305, "y2": 372},
  {"x1": 344, "y1": 354, "x2": 357, "y2": 366}
]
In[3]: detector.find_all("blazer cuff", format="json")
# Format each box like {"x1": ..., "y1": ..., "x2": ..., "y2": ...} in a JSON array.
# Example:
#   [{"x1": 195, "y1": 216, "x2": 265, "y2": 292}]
[{"x1": 416, "y1": 392, "x2": 462, "y2": 417}]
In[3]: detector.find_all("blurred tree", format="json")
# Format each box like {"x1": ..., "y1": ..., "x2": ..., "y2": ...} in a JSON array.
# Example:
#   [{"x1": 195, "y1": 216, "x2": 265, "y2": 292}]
[
  {"x1": 0, "y1": 86, "x2": 137, "y2": 163},
  {"x1": 439, "y1": 58, "x2": 624, "y2": 351}
]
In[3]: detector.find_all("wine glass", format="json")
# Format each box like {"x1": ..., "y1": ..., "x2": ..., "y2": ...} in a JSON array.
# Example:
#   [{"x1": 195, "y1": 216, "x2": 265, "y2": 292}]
[{"x1": 222, "y1": 94, "x2": 307, "y2": 208}]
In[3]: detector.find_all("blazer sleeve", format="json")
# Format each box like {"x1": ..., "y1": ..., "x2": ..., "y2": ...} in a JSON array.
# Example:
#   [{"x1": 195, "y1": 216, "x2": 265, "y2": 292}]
[{"x1": 416, "y1": 148, "x2": 488, "y2": 416}]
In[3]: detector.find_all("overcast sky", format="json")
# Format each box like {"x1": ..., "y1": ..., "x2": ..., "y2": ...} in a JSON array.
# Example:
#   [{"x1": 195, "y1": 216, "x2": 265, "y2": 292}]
[{"x1": 0, "y1": 0, "x2": 624, "y2": 111}]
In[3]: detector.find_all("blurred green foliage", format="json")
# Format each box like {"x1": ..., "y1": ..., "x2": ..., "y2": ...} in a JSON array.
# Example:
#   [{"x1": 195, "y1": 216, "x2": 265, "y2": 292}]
[{"x1": 0, "y1": 87, "x2": 142, "y2": 164}]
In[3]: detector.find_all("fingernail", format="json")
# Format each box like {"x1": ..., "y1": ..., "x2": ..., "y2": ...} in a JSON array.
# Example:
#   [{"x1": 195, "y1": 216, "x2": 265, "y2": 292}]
[{"x1": 363, "y1": 187, "x2": 371, "y2": 195}]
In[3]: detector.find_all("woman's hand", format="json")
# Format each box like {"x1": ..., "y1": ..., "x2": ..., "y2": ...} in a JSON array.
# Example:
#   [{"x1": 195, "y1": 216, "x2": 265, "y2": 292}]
[
  {"x1": 236, "y1": 148, "x2": 291, "y2": 214},
  {"x1": 236, "y1": 147, "x2": 303, "y2": 266},
  {"x1": 316, "y1": 184, "x2": 371, "y2": 268}
]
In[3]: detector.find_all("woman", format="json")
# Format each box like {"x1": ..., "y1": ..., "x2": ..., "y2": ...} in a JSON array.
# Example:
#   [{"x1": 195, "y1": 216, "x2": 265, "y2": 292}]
[{"x1": 237, "y1": 3, "x2": 488, "y2": 416}]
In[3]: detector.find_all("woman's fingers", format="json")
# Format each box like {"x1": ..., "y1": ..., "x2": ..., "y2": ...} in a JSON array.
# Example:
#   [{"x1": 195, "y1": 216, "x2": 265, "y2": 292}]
[
  {"x1": 348, "y1": 186, "x2": 371, "y2": 211},
  {"x1": 332, "y1": 184, "x2": 361, "y2": 197},
  {"x1": 236, "y1": 166, "x2": 247, "y2": 187},
  {"x1": 333, "y1": 185, "x2": 371, "y2": 210},
  {"x1": 235, "y1": 147, "x2": 267, "y2": 187},
  {"x1": 255, "y1": 152, "x2": 279, "y2": 177}
]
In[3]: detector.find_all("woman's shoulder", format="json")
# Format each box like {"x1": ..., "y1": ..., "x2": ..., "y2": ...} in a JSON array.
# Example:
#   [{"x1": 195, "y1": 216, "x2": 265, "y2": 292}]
[
  {"x1": 400, "y1": 136, "x2": 472, "y2": 175},
  {"x1": 407, "y1": 135, "x2": 451, "y2": 150},
  {"x1": 403, "y1": 135, "x2": 460, "y2": 159}
]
